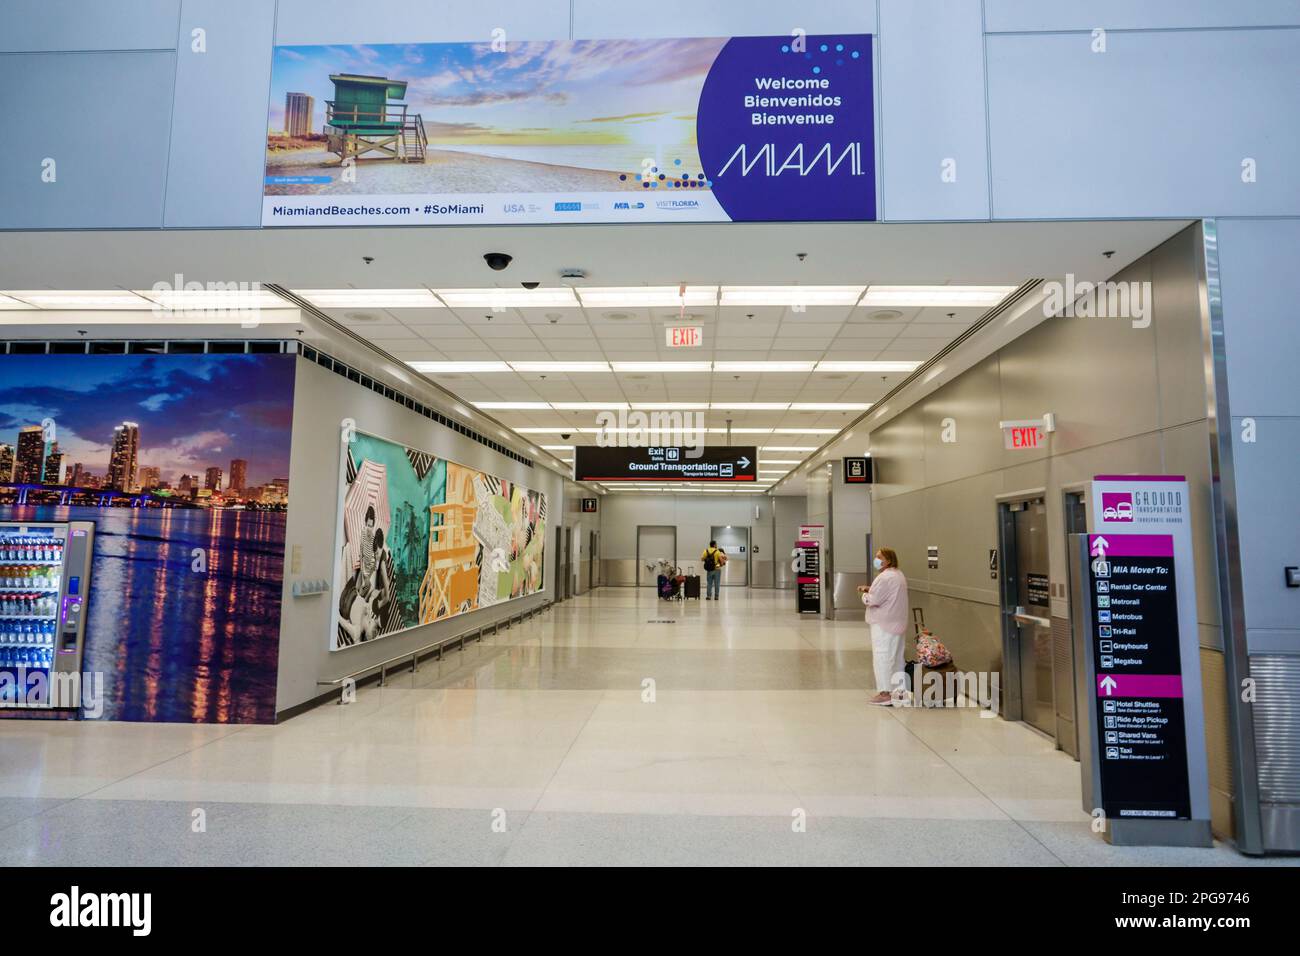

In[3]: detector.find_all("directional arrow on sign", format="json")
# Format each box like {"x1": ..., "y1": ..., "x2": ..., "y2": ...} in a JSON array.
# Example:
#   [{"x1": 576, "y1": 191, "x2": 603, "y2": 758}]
[
  {"x1": 1099, "y1": 675, "x2": 1118, "y2": 696},
  {"x1": 1091, "y1": 535, "x2": 1110, "y2": 558},
  {"x1": 737, "y1": 456, "x2": 751, "y2": 469}
]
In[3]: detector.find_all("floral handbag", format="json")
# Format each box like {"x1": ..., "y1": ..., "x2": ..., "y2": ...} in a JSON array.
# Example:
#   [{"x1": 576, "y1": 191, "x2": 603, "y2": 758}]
[{"x1": 915, "y1": 629, "x2": 953, "y2": 667}]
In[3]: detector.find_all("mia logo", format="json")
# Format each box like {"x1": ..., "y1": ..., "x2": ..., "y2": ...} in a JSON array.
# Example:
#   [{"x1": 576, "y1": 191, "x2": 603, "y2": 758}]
[
  {"x1": 1100, "y1": 492, "x2": 1134, "y2": 523},
  {"x1": 50, "y1": 886, "x2": 152, "y2": 936},
  {"x1": 715, "y1": 142, "x2": 864, "y2": 178}
]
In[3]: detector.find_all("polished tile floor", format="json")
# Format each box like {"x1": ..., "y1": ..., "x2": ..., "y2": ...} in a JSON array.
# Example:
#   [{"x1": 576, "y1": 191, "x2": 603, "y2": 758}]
[{"x1": 0, "y1": 588, "x2": 1289, "y2": 866}]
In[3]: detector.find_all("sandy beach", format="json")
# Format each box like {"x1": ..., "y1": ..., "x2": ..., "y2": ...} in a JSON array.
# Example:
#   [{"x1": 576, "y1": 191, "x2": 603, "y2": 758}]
[{"x1": 265, "y1": 146, "x2": 711, "y2": 195}]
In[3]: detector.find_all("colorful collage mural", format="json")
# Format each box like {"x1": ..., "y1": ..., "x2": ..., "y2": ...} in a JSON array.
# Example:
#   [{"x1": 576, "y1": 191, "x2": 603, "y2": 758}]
[{"x1": 331, "y1": 430, "x2": 547, "y2": 650}]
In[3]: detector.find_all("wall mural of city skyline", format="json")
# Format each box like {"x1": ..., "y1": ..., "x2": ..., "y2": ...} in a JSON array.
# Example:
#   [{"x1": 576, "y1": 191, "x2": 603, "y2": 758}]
[{"x1": 0, "y1": 353, "x2": 296, "y2": 723}]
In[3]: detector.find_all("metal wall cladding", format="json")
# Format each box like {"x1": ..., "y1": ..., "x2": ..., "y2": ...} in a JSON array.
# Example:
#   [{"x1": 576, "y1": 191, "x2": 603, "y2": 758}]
[
  {"x1": 1251, "y1": 655, "x2": 1300, "y2": 804},
  {"x1": 1199, "y1": 646, "x2": 1236, "y2": 839}
]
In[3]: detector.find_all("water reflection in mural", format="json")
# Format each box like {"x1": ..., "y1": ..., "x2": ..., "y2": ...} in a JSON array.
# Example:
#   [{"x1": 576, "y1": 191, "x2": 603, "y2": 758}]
[{"x1": 4, "y1": 505, "x2": 284, "y2": 722}]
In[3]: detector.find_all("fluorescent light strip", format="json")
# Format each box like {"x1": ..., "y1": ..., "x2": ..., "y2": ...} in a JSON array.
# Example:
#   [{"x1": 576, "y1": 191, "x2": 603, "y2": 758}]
[
  {"x1": 814, "y1": 361, "x2": 921, "y2": 373},
  {"x1": 578, "y1": 286, "x2": 718, "y2": 308},
  {"x1": 611, "y1": 361, "x2": 712, "y2": 372},
  {"x1": 298, "y1": 289, "x2": 440, "y2": 308},
  {"x1": 713, "y1": 361, "x2": 815, "y2": 373},
  {"x1": 710, "y1": 403, "x2": 790, "y2": 411},
  {"x1": 720, "y1": 285, "x2": 864, "y2": 307},
  {"x1": 551, "y1": 402, "x2": 628, "y2": 410},
  {"x1": 410, "y1": 361, "x2": 511, "y2": 373},
  {"x1": 4, "y1": 290, "x2": 154, "y2": 309},
  {"x1": 789, "y1": 402, "x2": 873, "y2": 411},
  {"x1": 135, "y1": 289, "x2": 292, "y2": 310},
  {"x1": 859, "y1": 285, "x2": 1016, "y2": 308},
  {"x1": 438, "y1": 288, "x2": 578, "y2": 309},
  {"x1": 510, "y1": 361, "x2": 611, "y2": 373},
  {"x1": 473, "y1": 401, "x2": 552, "y2": 410}
]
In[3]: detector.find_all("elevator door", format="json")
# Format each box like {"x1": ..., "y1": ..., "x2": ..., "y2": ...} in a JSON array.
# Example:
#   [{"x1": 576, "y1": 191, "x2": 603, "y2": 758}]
[
  {"x1": 709, "y1": 525, "x2": 750, "y2": 586},
  {"x1": 1003, "y1": 497, "x2": 1053, "y2": 735},
  {"x1": 636, "y1": 525, "x2": 676, "y2": 587}
]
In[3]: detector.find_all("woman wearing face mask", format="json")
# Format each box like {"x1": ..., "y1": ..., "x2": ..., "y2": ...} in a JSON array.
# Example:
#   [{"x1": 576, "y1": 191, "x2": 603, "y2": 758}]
[{"x1": 857, "y1": 548, "x2": 909, "y2": 705}]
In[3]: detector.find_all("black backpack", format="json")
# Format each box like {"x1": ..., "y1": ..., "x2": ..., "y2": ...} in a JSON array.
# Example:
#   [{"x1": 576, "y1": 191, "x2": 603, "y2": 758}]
[{"x1": 703, "y1": 550, "x2": 717, "y2": 571}]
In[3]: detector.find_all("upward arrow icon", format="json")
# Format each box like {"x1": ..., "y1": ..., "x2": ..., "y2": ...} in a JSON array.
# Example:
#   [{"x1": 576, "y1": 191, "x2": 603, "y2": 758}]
[
  {"x1": 1099, "y1": 675, "x2": 1118, "y2": 696},
  {"x1": 1091, "y1": 535, "x2": 1110, "y2": 558}
]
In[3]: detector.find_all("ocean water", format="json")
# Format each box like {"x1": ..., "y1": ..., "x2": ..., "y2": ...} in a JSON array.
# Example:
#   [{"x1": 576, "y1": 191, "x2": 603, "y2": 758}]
[{"x1": 1, "y1": 505, "x2": 286, "y2": 723}]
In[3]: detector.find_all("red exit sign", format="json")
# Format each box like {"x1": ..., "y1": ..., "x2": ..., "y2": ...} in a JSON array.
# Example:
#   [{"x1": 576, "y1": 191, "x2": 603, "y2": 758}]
[
  {"x1": 665, "y1": 326, "x2": 703, "y2": 348},
  {"x1": 1002, "y1": 419, "x2": 1045, "y2": 450}
]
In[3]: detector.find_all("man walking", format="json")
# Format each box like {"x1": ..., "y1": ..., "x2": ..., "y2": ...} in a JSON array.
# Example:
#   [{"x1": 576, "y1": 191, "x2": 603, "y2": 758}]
[{"x1": 701, "y1": 539, "x2": 727, "y2": 600}]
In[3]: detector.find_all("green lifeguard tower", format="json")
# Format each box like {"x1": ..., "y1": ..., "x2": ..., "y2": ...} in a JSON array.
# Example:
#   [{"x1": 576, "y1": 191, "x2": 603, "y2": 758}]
[{"x1": 325, "y1": 73, "x2": 427, "y2": 163}]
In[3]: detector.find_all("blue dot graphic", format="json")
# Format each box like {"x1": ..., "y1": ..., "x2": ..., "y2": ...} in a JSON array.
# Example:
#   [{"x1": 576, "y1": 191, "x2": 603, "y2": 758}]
[
  {"x1": 812, "y1": 66, "x2": 821, "y2": 74},
  {"x1": 781, "y1": 45, "x2": 789, "y2": 53},
  {"x1": 674, "y1": 158, "x2": 682, "y2": 165},
  {"x1": 836, "y1": 43, "x2": 844, "y2": 52},
  {"x1": 619, "y1": 174, "x2": 627, "y2": 181},
  {"x1": 852, "y1": 50, "x2": 860, "y2": 59},
  {"x1": 820, "y1": 44, "x2": 828, "y2": 52}
]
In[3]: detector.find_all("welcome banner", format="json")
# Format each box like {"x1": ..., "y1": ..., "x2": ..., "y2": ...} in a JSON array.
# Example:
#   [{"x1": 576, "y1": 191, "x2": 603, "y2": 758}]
[{"x1": 262, "y1": 35, "x2": 875, "y2": 225}]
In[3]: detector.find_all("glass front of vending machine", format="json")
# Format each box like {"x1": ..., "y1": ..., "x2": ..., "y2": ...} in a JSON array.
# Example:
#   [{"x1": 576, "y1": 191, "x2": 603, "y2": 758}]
[{"x1": 0, "y1": 521, "x2": 94, "y2": 711}]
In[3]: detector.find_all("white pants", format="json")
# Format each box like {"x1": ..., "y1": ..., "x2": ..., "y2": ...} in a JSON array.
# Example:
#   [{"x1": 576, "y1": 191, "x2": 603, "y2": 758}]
[{"x1": 870, "y1": 623, "x2": 906, "y2": 695}]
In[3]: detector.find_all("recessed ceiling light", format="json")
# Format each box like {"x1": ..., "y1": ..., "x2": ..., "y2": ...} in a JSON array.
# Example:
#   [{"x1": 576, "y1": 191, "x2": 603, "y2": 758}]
[
  {"x1": 602, "y1": 311, "x2": 635, "y2": 321},
  {"x1": 868, "y1": 309, "x2": 904, "y2": 321}
]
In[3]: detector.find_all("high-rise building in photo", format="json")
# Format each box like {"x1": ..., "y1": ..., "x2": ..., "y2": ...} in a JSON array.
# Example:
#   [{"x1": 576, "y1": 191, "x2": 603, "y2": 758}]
[
  {"x1": 0, "y1": 443, "x2": 13, "y2": 482},
  {"x1": 138, "y1": 465, "x2": 162, "y2": 491},
  {"x1": 106, "y1": 421, "x2": 140, "y2": 491},
  {"x1": 205, "y1": 466, "x2": 223, "y2": 492},
  {"x1": 14, "y1": 426, "x2": 45, "y2": 484},
  {"x1": 178, "y1": 474, "x2": 195, "y2": 494},
  {"x1": 229, "y1": 458, "x2": 248, "y2": 493},
  {"x1": 69, "y1": 462, "x2": 87, "y2": 487},
  {"x1": 285, "y1": 92, "x2": 314, "y2": 137},
  {"x1": 42, "y1": 444, "x2": 63, "y2": 485}
]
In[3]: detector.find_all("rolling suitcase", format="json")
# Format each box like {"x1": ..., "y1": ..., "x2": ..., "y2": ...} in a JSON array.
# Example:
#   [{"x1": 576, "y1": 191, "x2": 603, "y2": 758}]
[{"x1": 683, "y1": 574, "x2": 701, "y2": 599}]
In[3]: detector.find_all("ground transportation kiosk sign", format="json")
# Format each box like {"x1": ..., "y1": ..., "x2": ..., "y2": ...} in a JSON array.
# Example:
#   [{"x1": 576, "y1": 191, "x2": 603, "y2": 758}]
[
  {"x1": 1074, "y1": 475, "x2": 1212, "y2": 846},
  {"x1": 262, "y1": 34, "x2": 875, "y2": 225}
]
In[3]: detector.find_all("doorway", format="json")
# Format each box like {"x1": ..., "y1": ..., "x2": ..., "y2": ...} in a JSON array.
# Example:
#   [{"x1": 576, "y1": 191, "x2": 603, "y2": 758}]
[
  {"x1": 588, "y1": 530, "x2": 599, "y2": 590},
  {"x1": 636, "y1": 525, "x2": 676, "y2": 587},
  {"x1": 563, "y1": 527, "x2": 573, "y2": 600},
  {"x1": 1055, "y1": 490, "x2": 1089, "y2": 758},
  {"x1": 553, "y1": 525, "x2": 565, "y2": 603},
  {"x1": 998, "y1": 496, "x2": 1053, "y2": 735},
  {"x1": 708, "y1": 525, "x2": 750, "y2": 586}
]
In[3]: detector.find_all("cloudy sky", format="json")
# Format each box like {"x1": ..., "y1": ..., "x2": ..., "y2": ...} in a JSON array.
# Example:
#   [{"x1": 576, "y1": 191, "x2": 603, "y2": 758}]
[
  {"x1": 267, "y1": 38, "x2": 723, "y2": 146},
  {"x1": 0, "y1": 355, "x2": 295, "y2": 485}
]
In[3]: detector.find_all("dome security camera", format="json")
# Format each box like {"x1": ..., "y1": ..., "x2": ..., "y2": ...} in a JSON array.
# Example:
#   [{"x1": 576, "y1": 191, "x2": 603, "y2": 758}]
[
  {"x1": 484, "y1": 252, "x2": 513, "y2": 271},
  {"x1": 521, "y1": 281, "x2": 540, "y2": 289},
  {"x1": 559, "y1": 433, "x2": 572, "y2": 440}
]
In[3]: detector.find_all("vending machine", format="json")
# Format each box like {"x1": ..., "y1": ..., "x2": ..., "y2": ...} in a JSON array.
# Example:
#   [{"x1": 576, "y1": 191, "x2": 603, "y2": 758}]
[{"x1": 0, "y1": 521, "x2": 94, "y2": 710}]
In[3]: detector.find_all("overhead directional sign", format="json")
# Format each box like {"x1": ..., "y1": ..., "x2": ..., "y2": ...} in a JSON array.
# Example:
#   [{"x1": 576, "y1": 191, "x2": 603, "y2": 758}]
[{"x1": 574, "y1": 445, "x2": 757, "y2": 482}]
